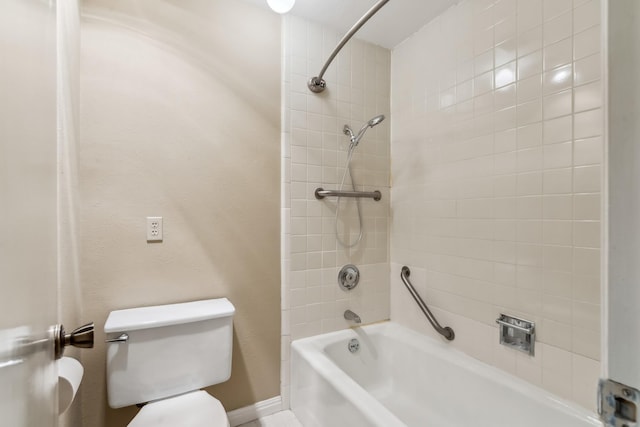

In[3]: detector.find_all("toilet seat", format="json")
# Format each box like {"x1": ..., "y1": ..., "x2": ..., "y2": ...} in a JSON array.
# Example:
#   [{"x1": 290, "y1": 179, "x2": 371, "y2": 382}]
[{"x1": 128, "y1": 391, "x2": 229, "y2": 427}]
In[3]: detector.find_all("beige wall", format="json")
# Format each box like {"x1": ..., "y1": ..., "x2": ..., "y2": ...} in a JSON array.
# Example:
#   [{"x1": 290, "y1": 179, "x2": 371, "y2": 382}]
[
  {"x1": 78, "y1": 1, "x2": 281, "y2": 425},
  {"x1": 391, "y1": 0, "x2": 602, "y2": 411}
]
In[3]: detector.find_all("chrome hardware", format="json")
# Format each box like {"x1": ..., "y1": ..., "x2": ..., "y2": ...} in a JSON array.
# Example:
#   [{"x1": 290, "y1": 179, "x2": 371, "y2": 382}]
[
  {"x1": 53, "y1": 322, "x2": 94, "y2": 360},
  {"x1": 400, "y1": 266, "x2": 455, "y2": 341},
  {"x1": 496, "y1": 314, "x2": 535, "y2": 356},
  {"x1": 338, "y1": 264, "x2": 360, "y2": 291},
  {"x1": 344, "y1": 310, "x2": 361, "y2": 324},
  {"x1": 308, "y1": 0, "x2": 390, "y2": 93},
  {"x1": 599, "y1": 379, "x2": 639, "y2": 426},
  {"x1": 105, "y1": 333, "x2": 129, "y2": 344},
  {"x1": 348, "y1": 338, "x2": 360, "y2": 353},
  {"x1": 307, "y1": 76, "x2": 326, "y2": 93},
  {"x1": 315, "y1": 188, "x2": 382, "y2": 201}
]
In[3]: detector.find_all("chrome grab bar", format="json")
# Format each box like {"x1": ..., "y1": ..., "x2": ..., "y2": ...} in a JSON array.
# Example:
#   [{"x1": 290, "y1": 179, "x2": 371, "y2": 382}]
[
  {"x1": 400, "y1": 266, "x2": 455, "y2": 341},
  {"x1": 315, "y1": 188, "x2": 382, "y2": 201}
]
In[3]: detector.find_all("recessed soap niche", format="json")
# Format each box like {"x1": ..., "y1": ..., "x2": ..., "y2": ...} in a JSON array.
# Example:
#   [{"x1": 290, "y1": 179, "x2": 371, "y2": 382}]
[{"x1": 496, "y1": 314, "x2": 536, "y2": 356}]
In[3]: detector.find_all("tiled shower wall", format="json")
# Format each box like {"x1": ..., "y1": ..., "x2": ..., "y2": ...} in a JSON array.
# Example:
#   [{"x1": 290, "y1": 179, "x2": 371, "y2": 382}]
[
  {"x1": 390, "y1": 0, "x2": 602, "y2": 410},
  {"x1": 281, "y1": 15, "x2": 391, "y2": 405}
]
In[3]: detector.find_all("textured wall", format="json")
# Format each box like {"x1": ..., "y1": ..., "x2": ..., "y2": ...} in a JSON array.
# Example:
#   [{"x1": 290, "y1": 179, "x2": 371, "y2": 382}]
[
  {"x1": 390, "y1": 0, "x2": 602, "y2": 411},
  {"x1": 79, "y1": 1, "x2": 281, "y2": 425},
  {"x1": 280, "y1": 15, "x2": 391, "y2": 406},
  {"x1": 58, "y1": 0, "x2": 83, "y2": 425}
]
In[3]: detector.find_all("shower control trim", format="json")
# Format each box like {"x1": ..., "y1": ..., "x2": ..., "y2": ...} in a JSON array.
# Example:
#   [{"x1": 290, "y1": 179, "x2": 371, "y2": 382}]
[{"x1": 338, "y1": 264, "x2": 360, "y2": 291}]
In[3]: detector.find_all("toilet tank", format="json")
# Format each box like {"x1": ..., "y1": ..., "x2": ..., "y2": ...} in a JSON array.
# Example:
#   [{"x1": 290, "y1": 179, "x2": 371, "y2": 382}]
[{"x1": 104, "y1": 298, "x2": 235, "y2": 409}]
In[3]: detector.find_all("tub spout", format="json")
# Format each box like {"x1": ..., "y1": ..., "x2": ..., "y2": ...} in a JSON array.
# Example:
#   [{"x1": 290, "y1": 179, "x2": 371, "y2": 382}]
[{"x1": 344, "y1": 310, "x2": 361, "y2": 324}]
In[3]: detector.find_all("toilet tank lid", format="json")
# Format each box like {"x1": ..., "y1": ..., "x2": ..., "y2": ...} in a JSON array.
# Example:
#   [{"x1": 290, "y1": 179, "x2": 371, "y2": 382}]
[{"x1": 104, "y1": 298, "x2": 235, "y2": 333}]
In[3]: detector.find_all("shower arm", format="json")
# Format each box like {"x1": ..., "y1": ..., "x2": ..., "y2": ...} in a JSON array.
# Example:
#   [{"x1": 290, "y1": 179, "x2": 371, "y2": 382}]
[{"x1": 307, "y1": 0, "x2": 390, "y2": 93}]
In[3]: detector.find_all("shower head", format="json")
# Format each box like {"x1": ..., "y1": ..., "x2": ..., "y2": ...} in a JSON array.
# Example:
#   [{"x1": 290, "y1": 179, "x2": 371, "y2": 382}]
[
  {"x1": 368, "y1": 114, "x2": 385, "y2": 127},
  {"x1": 345, "y1": 114, "x2": 386, "y2": 148}
]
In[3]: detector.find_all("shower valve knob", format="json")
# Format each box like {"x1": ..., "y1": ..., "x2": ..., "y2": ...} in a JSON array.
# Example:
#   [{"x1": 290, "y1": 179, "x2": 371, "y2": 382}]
[{"x1": 338, "y1": 264, "x2": 360, "y2": 291}]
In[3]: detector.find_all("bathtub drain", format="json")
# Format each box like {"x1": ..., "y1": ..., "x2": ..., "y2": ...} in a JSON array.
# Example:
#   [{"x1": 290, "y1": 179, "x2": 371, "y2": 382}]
[{"x1": 348, "y1": 338, "x2": 360, "y2": 353}]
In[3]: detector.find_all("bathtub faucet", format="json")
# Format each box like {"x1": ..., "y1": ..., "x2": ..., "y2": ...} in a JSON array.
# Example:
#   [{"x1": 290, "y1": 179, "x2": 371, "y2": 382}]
[{"x1": 344, "y1": 310, "x2": 361, "y2": 324}]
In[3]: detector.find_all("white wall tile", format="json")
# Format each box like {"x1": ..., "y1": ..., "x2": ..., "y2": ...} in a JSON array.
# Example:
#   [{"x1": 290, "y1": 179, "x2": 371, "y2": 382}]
[
  {"x1": 573, "y1": 0, "x2": 601, "y2": 34},
  {"x1": 543, "y1": 64, "x2": 573, "y2": 95},
  {"x1": 544, "y1": 115, "x2": 573, "y2": 144},
  {"x1": 390, "y1": 0, "x2": 601, "y2": 411},
  {"x1": 544, "y1": 38, "x2": 573, "y2": 70},
  {"x1": 573, "y1": 165, "x2": 601, "y2": 193},
  {"x1": 544, "y1": 0, "x2": 573, "y2": 22},
  {"x1": 574, "y1": 80, "x2": 602, "y2": 112},
  {"x1": 543, "y1": 89, "x2": 573, "y2": 119},
  {"x1": 543, "y1": 11, "x2": 572, "y2": 46},
  {"x1": 543, "y1": 220, "x2": 573, "y2": 246},
  {"x1": 572, "y1": 354, "x2": 600, "y2": 411},
  {"x1": 543, "y1": 142, "x2": 573, "y2": 169},
  {"x1": 574, "y1": 25, "x2": 601, "y2": 60},
  {"x1": 574, "y1": 53, "x2": 601, "y2": 85}
]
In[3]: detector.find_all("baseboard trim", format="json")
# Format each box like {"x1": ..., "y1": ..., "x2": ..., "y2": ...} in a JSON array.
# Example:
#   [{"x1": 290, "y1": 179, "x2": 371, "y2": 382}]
[{"x1": 227, "y1": 396, "x2": 282, "y2": 427}]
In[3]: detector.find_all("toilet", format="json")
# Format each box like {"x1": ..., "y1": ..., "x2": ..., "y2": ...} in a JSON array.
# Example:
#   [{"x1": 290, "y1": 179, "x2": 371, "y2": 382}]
[{"x1": 104, "y1": 298, "x2": 235, "y2": 427}]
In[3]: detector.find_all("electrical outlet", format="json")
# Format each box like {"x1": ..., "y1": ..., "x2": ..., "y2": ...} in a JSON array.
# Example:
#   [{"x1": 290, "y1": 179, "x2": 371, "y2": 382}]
[{"x1": 146, "y1": 217, "x2": 163, "y2": 242}]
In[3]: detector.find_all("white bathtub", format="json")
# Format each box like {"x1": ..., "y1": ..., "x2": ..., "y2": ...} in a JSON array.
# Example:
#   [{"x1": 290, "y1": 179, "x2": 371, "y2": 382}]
[{"x1": 291, "y1": 322, "x2": 602, "y2": 427}]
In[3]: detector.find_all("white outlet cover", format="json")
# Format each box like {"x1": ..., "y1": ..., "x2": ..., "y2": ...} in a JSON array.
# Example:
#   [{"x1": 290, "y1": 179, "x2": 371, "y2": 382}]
[{"x1": 146, "y1": 217, "x2": 163, "y2": 242}]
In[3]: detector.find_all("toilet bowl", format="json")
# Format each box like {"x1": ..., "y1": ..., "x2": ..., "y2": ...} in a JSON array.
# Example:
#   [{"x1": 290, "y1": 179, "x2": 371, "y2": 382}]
[
  {"x1": 104, "y1": 298, "x2": 235, "y2": 427},
  {"x1": 128, "y1": 391, "x2": 229, "y2": 427}
]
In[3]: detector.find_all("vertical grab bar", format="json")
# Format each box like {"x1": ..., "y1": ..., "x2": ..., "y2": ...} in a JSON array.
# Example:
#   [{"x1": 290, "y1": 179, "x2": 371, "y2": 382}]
[{"x1": 400, "y1": 266, "x2": 455, "y2": 341}]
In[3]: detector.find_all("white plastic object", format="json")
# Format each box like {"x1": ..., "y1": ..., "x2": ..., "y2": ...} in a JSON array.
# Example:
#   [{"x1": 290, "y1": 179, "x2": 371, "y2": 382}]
[
  {"x1": 127, "y1": 391, "x2": 229, "y2": 427},
  {"x1": 58, "y1": 357, "x2": 83, "y2": 414},
  {"x1": 146, "y1": 217, "x2": 162, "y2": 242},
  {"x1": 104, "y1": 298, "x2": 234, "y2": 333},
  {"x1": 105, "y1": 298, "x2": 235, "y2": 408}
]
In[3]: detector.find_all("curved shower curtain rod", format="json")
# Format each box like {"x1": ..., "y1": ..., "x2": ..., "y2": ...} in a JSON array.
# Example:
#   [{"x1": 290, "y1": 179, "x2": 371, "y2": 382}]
[{"x1": 307, "y1": 0, "x2": 390, "y2": 93}]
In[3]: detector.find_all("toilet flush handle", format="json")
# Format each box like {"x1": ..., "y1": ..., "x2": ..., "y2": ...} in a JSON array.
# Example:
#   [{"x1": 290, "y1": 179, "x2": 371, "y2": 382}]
[{"x1": 105, "y1": 333, "x2": 128, "y2": 344}]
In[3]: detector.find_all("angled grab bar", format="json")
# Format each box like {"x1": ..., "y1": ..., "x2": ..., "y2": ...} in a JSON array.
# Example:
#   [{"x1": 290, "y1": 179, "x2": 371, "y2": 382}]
[{"x1": 400, "y1": 266, "x2": 454, "y2": 341}]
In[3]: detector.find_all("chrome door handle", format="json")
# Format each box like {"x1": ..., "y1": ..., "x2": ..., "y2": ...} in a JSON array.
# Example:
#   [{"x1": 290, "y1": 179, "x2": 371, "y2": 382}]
[
  {"x1": 53, "y1": 322, "x2": 95, "y2": 360},
  {"x1": 105, "y1": 333, "x2": 128, "y2": 344}
]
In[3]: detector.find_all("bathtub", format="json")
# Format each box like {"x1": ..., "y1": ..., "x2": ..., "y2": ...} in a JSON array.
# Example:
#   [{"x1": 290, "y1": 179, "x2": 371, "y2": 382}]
[{"x1": 291, "y1": 322, "x2": 602, "y2": 427}]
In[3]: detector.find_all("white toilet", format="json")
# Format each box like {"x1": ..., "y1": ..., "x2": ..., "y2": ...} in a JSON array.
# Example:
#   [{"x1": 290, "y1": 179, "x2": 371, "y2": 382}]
[{"x1": 104, "y1": 298, "x2": 235, "y2": 427}]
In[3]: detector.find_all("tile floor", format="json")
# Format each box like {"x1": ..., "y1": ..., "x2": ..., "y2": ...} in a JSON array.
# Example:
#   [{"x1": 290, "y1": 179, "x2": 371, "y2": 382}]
[{"x1": 237, "y1": 410, "x2": 302, "y2": 427}]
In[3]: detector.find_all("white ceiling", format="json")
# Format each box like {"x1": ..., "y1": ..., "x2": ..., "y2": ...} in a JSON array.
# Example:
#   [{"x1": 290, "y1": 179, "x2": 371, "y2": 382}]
[{"x1": 242, "y1": 0, "x2": 459, "y2": 49}]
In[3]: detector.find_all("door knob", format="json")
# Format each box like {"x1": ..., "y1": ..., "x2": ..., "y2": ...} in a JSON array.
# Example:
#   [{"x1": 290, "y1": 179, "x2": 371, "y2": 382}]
[{"x1": 53, "y1": 322, "x2": 94, "y2": 360}]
